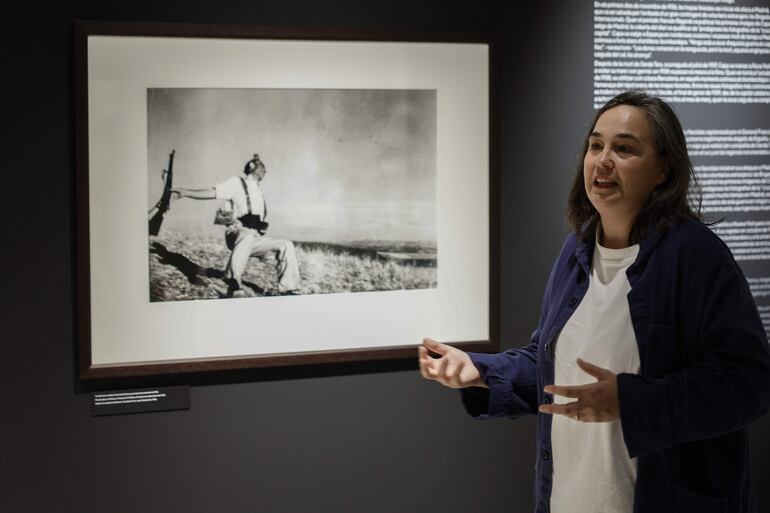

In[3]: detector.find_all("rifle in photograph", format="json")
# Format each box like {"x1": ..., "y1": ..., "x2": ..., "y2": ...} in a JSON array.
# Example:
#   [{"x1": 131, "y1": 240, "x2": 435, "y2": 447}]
[{"x1": 148, "y1": 149, "x2": 175, "y2": 236}]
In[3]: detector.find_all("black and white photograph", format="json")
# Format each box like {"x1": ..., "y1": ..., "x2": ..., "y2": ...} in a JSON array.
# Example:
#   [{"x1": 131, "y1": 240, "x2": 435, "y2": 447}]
[
  {"x1": 147, "y1": 88, "x2": 438, "y2": 302},
  {"x1": 77, "y1": 25, "x2": 490, "y2": 376}
]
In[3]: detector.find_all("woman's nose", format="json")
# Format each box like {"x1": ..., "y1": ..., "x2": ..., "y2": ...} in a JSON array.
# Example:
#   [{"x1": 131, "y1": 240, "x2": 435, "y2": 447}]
[{"x1": 598, "y1": 148, "x2": 614, "y2": 169}]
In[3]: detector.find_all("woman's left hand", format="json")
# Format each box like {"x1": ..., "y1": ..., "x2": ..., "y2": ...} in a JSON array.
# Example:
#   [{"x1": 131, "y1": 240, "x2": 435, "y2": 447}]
[{"x1": 538, "y1": 358, "x2": 620, "y2": 422}]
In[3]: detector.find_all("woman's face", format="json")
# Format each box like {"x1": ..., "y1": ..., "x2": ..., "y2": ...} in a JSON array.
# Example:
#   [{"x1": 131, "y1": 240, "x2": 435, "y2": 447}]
[{"x1": 583, "y1": 105, "x2": 666, "y2": 223}]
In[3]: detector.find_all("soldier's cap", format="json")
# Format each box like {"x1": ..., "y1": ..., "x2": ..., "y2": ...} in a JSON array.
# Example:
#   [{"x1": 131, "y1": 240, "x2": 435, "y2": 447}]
[{"x1": 244, "y1": 154, "x2": 264, "y2": 173}]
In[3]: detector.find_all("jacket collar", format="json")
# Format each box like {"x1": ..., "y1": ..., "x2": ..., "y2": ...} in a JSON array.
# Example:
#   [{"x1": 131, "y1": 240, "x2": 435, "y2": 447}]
[
  {"x1": 574, "y1": 224, "x2": 595, "y2": 276},
  {"x1": 630, "y1": 227, "x2": 665, "y2": 272}
]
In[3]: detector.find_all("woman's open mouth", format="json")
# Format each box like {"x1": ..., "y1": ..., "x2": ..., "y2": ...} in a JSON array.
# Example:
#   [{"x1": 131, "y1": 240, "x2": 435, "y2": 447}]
[{"x1": 594, "y1": 177, "x2": 618, "y2": 189}]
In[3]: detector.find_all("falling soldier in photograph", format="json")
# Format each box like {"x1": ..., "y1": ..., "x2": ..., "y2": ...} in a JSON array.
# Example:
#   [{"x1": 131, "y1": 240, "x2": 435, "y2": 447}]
[{"x1": 171, "y1": 154, "x2": 300, "y2": 297}]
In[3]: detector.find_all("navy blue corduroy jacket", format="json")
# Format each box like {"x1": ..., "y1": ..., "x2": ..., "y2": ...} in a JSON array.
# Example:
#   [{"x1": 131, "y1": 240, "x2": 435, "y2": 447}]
[{"x1": 461, "y1": 219, "x2": 770, "y2": 513}]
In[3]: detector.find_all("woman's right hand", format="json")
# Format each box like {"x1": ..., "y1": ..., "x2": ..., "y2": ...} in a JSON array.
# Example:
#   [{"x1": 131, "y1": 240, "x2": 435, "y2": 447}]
[{"x1": 418, "y1": 338, "x2": 487, "y2": 389}]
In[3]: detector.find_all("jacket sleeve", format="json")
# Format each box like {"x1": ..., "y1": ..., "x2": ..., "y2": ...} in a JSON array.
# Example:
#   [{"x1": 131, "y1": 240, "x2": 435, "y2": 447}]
[
  {"x1": 458, "y1": 235, "x2": 578, "y2": 420},
  {"x1": 459, "y1": 330, "x2": 540, "y2": 420},
  {"x1": 618, "y1": 235, "x2": 770, "y2": 458}
]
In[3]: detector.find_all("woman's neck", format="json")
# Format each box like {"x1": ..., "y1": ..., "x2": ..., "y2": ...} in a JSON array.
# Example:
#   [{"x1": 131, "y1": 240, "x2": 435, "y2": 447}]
[{"x1": 598, "y1": 217, "x2": 633, "y2": 249}]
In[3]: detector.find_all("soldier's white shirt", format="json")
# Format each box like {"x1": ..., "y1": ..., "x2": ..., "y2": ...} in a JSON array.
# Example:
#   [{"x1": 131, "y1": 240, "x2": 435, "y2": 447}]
[{"x1": 214, "y1": 174, "x2": 266, "y2": 219}]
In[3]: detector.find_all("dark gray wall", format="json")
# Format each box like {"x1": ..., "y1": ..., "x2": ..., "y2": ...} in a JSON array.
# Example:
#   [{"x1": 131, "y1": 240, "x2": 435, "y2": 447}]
[{"x1": 2, "y1": 2, "x2": 768, "y2": 512}]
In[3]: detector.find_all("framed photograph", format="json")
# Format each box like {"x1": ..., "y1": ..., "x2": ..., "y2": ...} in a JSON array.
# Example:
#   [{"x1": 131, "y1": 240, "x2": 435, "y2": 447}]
[{"x1": 75, "y1": 20, "x2": 498, "y2": 379}]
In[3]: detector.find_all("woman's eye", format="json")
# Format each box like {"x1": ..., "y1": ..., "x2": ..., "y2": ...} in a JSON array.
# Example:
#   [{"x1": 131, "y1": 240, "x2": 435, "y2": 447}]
[
  {"x1": 617, "y1": 145, "x2": 630, "y2": 153},
  {"x1": 590, "y1": 142, "x2": 602, "y2": 150}
]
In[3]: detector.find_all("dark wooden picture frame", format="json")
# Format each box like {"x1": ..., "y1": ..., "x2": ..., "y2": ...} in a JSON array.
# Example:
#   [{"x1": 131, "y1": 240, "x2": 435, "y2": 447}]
[{"x1": 74, "y1": 20, "x2": 499, "y2": 379}]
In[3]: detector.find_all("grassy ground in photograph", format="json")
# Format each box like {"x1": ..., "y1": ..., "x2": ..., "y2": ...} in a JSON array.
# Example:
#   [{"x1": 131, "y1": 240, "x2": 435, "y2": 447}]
[{"x1": 149, "y1": 231, "x2": 437, "y2": 302}]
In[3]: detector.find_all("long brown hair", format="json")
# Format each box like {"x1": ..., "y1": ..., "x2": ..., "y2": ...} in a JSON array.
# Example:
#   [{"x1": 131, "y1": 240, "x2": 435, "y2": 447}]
[{"x1": 566, "y1": 91, "x2": 704, "y2": 243}]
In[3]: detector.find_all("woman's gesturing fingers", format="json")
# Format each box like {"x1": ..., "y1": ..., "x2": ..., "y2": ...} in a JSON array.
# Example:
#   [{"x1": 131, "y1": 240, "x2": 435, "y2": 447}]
[
  {"x1": 538, "y1": 359, "x2": 620, "y2": 422},
  {"x1": 422, "y1": 337, "x2": 451, "y2": 356},
  {"x1": 539, "y1": 400, "x2": 581, "y2": 419},
  {"x1": 418, "y1": 338, "x2": 486, "y2": 389},
  {"x1": 417, "y1": 345, "x2": 433, "y2": 380}
]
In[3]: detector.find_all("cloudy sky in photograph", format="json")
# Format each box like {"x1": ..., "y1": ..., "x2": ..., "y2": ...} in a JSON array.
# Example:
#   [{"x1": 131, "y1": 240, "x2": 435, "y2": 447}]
[{"x1": 147, "y1": 88, "x2": 436, "y2": 243}]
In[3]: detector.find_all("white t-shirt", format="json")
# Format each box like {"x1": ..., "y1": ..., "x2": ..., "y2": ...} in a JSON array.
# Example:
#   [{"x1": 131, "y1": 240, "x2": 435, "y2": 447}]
[
  {"x1": 214, "y1": 175, "x2": 266, "y2": 219},
  {"x1": 549, "y1": 236, "x2": 641, "y2": 513}
]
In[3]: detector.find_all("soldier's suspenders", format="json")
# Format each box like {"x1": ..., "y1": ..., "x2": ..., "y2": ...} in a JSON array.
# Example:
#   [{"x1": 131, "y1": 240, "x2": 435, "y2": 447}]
[{"x1": 239, "y1": 177, "x2": 266, "y2": 219}]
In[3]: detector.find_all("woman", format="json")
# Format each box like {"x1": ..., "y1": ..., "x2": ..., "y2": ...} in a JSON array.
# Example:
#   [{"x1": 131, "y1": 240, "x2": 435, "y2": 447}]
[{"x1": 419, "y1": 91, "x2": 770, "y2": 513}]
